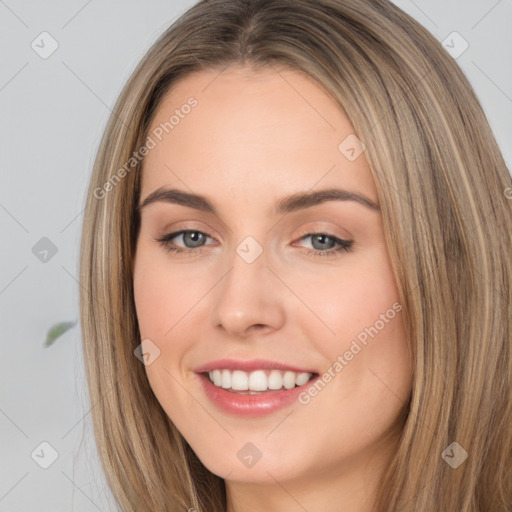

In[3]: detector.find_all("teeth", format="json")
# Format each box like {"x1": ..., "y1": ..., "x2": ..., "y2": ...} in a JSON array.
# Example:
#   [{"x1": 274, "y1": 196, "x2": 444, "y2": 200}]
[
  {"x1": 231, "y1": 370, "x2": 249, "y2": 390},
  {"x1": 207, "y1": 369, "x2": 314, "y2": 392},
  {"x1": 283, "y1": 371, "x2": 296, "y2": 389},
  {"x1": 221, "y1": 369, "x2": 231, "y2": 389},
  {"x1": 295, "y1": 372, "x2": 310, "y2": 386},
  {"x1": 249, "y1": 370, "x2": 267, "y2": 391},
  {"x1": 212, "y1": 369, "x2": 222, "y2": 387},
  {"x1": 268, "y1": 370, "x2": 283, "y2": 390}
]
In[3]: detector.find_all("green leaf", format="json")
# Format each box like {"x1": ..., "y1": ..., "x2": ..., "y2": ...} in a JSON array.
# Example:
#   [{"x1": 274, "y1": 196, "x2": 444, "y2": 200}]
[{"x1": 44, "y1": 321, "x2": 77, "y2": 347}]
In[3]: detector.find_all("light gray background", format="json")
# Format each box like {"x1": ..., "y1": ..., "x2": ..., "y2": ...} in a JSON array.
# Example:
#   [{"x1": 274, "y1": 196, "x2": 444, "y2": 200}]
[{"x1": 1, "y1": 0, "x2": 511, "y2": 510}]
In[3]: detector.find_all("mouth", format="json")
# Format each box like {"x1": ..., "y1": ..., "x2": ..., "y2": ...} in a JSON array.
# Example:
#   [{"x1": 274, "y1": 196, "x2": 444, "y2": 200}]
[
  {"x1": 203, "y1": 369, "x2": 318, "y2": 394},
  {"x1": 194, "y1": 359, "x2": 320, "y2": 417}
]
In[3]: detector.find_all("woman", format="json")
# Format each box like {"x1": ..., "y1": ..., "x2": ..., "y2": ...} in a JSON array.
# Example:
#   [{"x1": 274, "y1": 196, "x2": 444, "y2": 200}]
[{"x1": 79, "y1": 0, "x2": 511, "y2": 510}]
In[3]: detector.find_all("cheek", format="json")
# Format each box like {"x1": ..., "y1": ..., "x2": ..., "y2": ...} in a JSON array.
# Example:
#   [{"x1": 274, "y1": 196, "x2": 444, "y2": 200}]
[
  {"x1": 133, "y1": 248, "x2": 202, "y2": 339},
  {"x1": 285, "y1": 246, "x2": 402, "y2": 345},
  {"x1": 132, "y1": 249, "x2": 197, "y2": 425},
  {"x1": 293, "y1": 246, "x2": 411, "y2": 397}
]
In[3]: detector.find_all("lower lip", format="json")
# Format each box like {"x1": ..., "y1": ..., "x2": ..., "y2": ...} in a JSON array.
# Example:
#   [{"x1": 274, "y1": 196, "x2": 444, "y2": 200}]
[{"x1": 197, "y1": 373, "x2": 319, "y2": 418}]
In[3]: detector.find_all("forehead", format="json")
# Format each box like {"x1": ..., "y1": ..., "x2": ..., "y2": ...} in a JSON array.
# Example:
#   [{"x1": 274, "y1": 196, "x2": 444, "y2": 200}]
[{"x1": 140, "y1": 64, "x2": 378, "y2": 207}]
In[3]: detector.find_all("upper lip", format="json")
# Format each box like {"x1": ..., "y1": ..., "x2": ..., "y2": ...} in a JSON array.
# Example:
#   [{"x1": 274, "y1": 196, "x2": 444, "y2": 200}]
[{"x1": 193, "y1": 358, "x2": 318, "y2": 374}]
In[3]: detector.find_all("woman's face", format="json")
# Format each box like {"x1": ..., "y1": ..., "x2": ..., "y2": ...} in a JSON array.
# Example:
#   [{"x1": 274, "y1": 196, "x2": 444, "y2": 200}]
[{"x1": 133, "y1": 64, "x2": 412, "y2": 495}]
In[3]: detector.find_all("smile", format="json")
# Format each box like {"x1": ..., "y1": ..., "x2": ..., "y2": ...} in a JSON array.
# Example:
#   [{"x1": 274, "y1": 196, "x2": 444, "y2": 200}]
[
  {"x1": 206, "y1": 369, "x2": 315, "y2": 393},
  {"x1": 194, "y1": 359, "x2": 320, "y2": 417}
]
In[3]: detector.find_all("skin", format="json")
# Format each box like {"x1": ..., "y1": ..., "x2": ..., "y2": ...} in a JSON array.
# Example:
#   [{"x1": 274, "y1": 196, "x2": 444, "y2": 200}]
[{"x1": 133, "y1": 64, "x2": 412, "y2": 512}]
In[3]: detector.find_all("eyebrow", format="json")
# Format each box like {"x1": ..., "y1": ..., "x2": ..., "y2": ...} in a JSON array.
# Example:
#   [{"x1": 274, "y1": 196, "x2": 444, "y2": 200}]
[{"x1": 137, "y1": 187, "x2": 380, "y2": 214}]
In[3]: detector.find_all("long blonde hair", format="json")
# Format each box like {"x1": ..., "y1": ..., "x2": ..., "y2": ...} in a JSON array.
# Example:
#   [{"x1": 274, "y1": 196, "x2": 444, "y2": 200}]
[{"x1": 79, "y1": 0, "x2": 512, "y2": 510}]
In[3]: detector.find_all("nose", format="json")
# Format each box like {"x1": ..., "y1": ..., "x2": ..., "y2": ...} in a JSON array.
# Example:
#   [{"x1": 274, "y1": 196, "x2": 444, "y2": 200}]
[{"x1": 209, "y1": 241, "x2": 286, "y2": 338}]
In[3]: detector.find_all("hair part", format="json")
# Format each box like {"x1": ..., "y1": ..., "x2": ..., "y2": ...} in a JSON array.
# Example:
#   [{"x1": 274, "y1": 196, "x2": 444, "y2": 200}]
[{"x1": 80, "y1": 0, "x2": 512, "y2": 510}]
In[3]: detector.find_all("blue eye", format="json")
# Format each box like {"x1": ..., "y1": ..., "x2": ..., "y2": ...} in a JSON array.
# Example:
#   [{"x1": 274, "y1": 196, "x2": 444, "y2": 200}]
[{"x1": 155, "y1": 230, "x2": 354, "y2": 256}]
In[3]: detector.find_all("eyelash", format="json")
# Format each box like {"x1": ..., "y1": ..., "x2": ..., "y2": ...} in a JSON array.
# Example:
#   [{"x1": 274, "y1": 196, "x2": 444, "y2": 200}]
[{"x1": 155, "y1": 230, "x2": 354, "y2": 257}]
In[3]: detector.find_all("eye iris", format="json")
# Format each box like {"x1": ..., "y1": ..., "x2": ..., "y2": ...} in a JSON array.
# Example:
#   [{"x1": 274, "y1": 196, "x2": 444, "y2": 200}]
[
  {"x1": 184, "y1": 231, "x2": 205, "y2": 248},
  {"x1": 311, "y1": 234, "x2": 335, "y2": 250}
]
